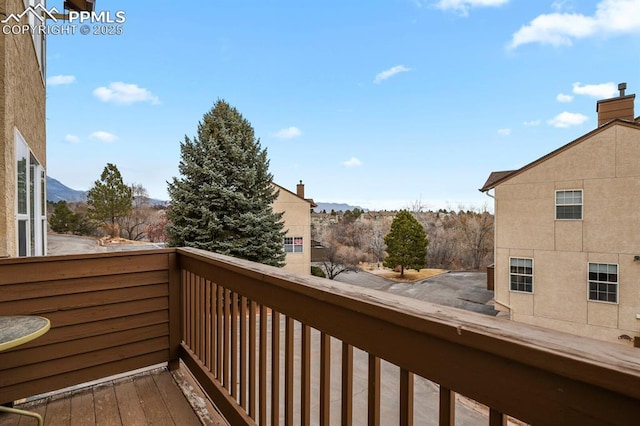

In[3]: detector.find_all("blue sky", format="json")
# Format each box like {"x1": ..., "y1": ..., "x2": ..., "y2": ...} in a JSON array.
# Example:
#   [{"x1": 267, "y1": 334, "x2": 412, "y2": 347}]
[{"x1": 44, "y1": 0, "x2": 640, "y2": 211}]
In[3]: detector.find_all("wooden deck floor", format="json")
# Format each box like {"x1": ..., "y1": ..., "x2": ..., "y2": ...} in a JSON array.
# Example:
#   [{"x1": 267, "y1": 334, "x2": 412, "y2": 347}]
[{"x1": 0, "y1": 367, "x2": 227, "y2": 426}]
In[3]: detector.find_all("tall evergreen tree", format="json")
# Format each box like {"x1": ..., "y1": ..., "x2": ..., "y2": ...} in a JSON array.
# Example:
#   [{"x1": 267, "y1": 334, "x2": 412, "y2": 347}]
[
  {"x1": 167, "y1": 100, "x2": 286, "y2": 267},
  {"x1": 87, "y1": 163, "x2": 132, "y2": 236},
  {"x1": 383, "y1": 210, "x2": 428, "y2": 277},
  {"x1": 49, "y1": 201, "x2": 78, "y2": 234}
]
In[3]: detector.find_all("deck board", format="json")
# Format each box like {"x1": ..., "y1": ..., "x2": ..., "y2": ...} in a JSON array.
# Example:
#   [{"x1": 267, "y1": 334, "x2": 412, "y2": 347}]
[
  {"x1": 93, "y1": 384, "x2": 121, "y2": 426},
  {"x1": 45, "y1": 396, "x2": 71, "y2": 425},
  {"x1": 0, "y1": 367, "x2": 216, "y2": 426},
  {"x1": 152, "y1": 369, "x2": 202, "y2": 425},
  {"x1": 134, "y1": 375, "x2": 173, "y2": 426},
  {"x1": 70, "y1": 390, "x2": 95, "y2": 426},
  {"x1": 113, "y1": 380, "x2": 145, "y2": 426}
]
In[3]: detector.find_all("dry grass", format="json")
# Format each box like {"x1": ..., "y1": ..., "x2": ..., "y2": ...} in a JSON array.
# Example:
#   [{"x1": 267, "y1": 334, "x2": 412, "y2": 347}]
[{"x1": 368, "y1": 267, "x2": 448, "y2": 283}]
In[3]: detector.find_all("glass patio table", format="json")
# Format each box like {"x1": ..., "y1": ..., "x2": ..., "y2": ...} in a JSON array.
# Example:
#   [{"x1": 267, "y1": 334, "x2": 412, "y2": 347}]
[{"x1": 0, "y1": 315, "x2": 51, "y2": 426}]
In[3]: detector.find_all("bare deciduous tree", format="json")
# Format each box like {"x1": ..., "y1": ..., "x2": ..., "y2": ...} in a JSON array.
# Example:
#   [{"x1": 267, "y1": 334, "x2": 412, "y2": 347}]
[
  {"x1": 119, "y1": 183, "x2": 153, "y2": 241},
  {"x1": 321, "y1": 243, "x2": 363, "y2": 280},
  {"x1": 452, "y1": 206, "x2": 494, "y2": 270}
]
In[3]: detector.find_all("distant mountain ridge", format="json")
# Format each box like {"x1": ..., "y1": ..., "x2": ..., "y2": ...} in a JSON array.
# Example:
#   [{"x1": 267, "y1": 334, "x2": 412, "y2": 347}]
[
  {"x1": 313, "y1": 202, "x2": 365, "y2": 213},
  {"x1": 47, "y1": 177, "x2": 355, "y2": 211},
  {"x1": 46, "y1": 176, "x2": 167, "y2": 206},
  {"x1": 47, "y1": 176, "x2": 87, "y2": 202}
]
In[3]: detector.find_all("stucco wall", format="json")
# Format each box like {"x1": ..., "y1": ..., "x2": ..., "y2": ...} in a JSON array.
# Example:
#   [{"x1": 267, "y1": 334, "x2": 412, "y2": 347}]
[
  {"x1": 0, "y1": 0, "x2": 46, "y2": 257},
  {"x1": 272, "y1": 186, "x2": 312, "y2": 275},
  {"x1": 494, "y1": 123, "x2": 640, "y2": 346}
]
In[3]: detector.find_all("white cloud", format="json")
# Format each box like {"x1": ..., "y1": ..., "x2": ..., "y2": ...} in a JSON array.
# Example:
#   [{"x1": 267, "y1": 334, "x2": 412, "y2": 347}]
[
  {"x1": 509, "y1": 0, "x2": 640, "y2": 49},
  {"x1": 523, "y1": 119, "x2": 541, "y2": 126},
  {"x1": 93, "y1": 82, "x2": 160, "y2": 105},
  {"x1": 89, "y1": 131, "x2": 118, "y2": 143},
  {"x1": 64, "y1": 134, "x2": 80, "y2": 143},
  {"x1": 47, "y1": 75, "x2": 75, "y2": 86},
  {"x1": 342, "y1": 157, "x2": 363, "y2": 167},
  {"x1": 572, "y1": 81, "x2": 617, "y2": 99},
  {"x1": 548, "y1": 111, "x2": 588, "y2": 128},
  {"x1": 273, "y1": 126, "x2": 301, "y2": 139},
  {"x1": 374, "y1": 65, "x2": 412, "y2": 84},
  {"x1": 556, "y1": 93, "x2": 574, "y2": 102},
  {"x1": 434, "y1": 0, "x2": 509, "y2": 16},
  {"x1": 497, "y1": 128, "x2": 511, "y2": 135},
  {"x1": 551, "y1": 0, "x2": 577, "y2": 12}
]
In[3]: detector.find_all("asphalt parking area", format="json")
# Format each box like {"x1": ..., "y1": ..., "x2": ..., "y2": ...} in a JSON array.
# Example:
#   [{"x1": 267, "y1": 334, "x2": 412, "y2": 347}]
[{"x1": 334, "y1": 270, "x2": 499, "y2": 316}]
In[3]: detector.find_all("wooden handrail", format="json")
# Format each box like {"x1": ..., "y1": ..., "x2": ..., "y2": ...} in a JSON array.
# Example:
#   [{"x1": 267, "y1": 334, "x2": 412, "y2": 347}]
[{"x1": 176, "y1": 246, "x2": 640, "y2": 425}]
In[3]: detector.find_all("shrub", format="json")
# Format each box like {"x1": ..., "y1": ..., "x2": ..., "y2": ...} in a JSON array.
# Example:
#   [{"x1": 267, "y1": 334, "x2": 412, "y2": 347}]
[{"x1": 311, "y1": 265, "x2": 326, "y2": 278}]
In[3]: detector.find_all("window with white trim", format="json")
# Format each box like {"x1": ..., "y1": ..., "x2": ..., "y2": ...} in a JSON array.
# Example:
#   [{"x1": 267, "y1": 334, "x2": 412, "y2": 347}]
[
  {"x1": 21, "y1": 0, "x2": 46, "y2": 79},
  {"x1": 15, "y1": 129, "x2": 46, "y2": 257},
  {"x1": 555, "y1": 190, "x2": 582, "y2": 220},
  {"x1": 588, "y1": 263, "x2": 618, "y2": 303},
  {"x1": 510, "y1": 258, "x2": 533, "y2": 293},
  {"x1": 284, "y1": 237, "x2": 303, "y2": 253}
]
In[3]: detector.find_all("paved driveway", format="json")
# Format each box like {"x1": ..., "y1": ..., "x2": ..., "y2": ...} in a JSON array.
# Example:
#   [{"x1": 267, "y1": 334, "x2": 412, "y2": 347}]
[{"x1": 334, "y1": 270, "x2": 499, "y2": 316}]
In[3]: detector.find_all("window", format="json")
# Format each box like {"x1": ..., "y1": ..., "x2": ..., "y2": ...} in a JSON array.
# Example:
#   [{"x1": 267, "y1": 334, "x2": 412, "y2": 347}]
[
  {"x1": 15, "y1": 129, "x2": 46, "y2": 257},
  {"x1": 24, "y1": 0, "x2": 46, "y2": 79},
  {"x1": 556, "y1": 190, "x2": 582, "y2": 220},
  {"x1": 588, "y1": 263, "x2": 618, "y2": 303},
  {"x1": 284, "y1": 237, "x2": 303, "y2": 253},
  {"x1": 510, "y1": 258, "x2": 533, "y2": 293}
]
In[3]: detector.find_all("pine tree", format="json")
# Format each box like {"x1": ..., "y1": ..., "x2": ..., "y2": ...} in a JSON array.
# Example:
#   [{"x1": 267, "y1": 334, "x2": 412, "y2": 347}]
[
  {"x1": 49, "y1": 201, "x2": 78, "y2": 233},
  {"x1": 87, "y1": 163, "x2": 132, "y2": 236},
  {"x1": 167, "y1": 100, "x2": 286, "y2": 267},
  {"x1": 383, "y1": 210, "x2": 428, "y2": 277}
]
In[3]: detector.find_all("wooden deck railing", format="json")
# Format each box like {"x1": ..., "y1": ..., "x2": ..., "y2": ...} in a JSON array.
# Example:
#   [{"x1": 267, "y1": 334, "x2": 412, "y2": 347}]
[
  {"x1": 176, "y1": 247, "x2": 640, "y2": 425},
  {"x1": 2, "y1": 248, "x2": 640, "y2": 425}
]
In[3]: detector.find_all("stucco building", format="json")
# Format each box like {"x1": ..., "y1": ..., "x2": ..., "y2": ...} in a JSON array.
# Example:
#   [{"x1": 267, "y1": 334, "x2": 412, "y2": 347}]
[
  {"x1": 0, "y1": 0, "x2": 48, "y2": 257},
  {"x1": 272, "y1": 181, "x2": 315, "y2": 275},
  {"x1": 481, "y1": 83, "x2": 640, "y2": 346}
]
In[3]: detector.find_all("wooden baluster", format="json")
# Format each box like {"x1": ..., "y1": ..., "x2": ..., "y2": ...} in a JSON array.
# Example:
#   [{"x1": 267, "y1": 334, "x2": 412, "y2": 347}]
[
  {"x1": 259, "y1": 305, "x2": 267, "y2": 425},
  {"x1": 240, "y1": 295, "x2": 248, "y2": 409},
  {"x1": 489, "y1": 408, "x2": 506, "y2": 426},
  {"x1": 285, "y1": 317, "x2": 294, "y2": 425},
  {"x1": 368, "y1": 355, "x2": 380, "y2": 426},
  {"x1": 231, "y1": 292, "x2": 238, "y2": 398},
  {"x1": 320, "y1": 333, "x2": 331, "y2": 426},
  {"x1": 399, "y1": 369, "x2": 414, "y2": 426},
  {"x1": 439, "y1": 386, "x2": 455, "y2": 426},
  {"x1": 216, "y1": 285, "x2": 223, "y2": 383},
  {"x1": 271, "y1": 311, "x2": 280, "y2": 425},
  {"x1": 301, "y1": 324, "x2": 311, "y2": 426},
  {"x1": 249, "y1": 300, "x2": 257, "y2": 419},
  {"x1": 341, "y1": 342, "x2": 353, "y2": 426}
]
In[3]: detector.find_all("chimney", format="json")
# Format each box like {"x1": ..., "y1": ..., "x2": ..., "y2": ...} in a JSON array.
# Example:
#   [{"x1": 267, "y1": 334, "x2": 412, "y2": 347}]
[
  {"x1": 296, "y1": 180, "x2": 305, "y2": 199},
  {"x1": 596, "y1": 82, "x2": 635, "y2": 126}
]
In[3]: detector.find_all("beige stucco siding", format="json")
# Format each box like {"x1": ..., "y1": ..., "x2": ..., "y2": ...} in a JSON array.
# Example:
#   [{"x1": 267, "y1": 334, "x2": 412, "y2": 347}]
[
  {"x1": 494, "y1": 182, "x2": 555, "y2": 251},
  {"x1": 493, "y1": 124, "x2": 640, "y2": 345},
  {"x1": 272, "y1": 187, "x2": 312, "y2": 275},
  {"x1": 0, "y1": 1, "x2": 47, "y2": 257}
]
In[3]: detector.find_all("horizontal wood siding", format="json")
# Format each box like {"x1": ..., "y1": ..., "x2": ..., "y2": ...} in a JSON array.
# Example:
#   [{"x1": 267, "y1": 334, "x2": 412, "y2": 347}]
[{"x1": 0, "y1": 250, "x2": 176, "y2": 403}]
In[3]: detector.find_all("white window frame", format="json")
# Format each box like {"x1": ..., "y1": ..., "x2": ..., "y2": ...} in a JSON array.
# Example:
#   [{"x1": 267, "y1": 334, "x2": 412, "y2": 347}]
[
  {"x1": 284, "y1": 236, "x2": 304, "y2": 253},
  {"x1": 23, "y1": 0, "x2": 46, "y2": 81},
  {"x1": 587, "y1": 262, "x2": 619, "y2": 304},
  {"x1": 555, "y1": 189, "x2": 583, "y2": 220},
  {"x1": 15, "y1": 129, "x2": 46, "y2": 257},
  {"x1": 509, "y1": 257, "x2": 534, "y2": 294}
]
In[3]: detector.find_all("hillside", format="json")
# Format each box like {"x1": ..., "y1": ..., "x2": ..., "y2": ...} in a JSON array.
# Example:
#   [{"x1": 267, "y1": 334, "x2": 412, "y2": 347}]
[
  {"x1": 47, "y1": 176, "x2": 87, "y2": 202},
  {"x1": 313, "y1": 202, "x2": 365, "y2": 213}
]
